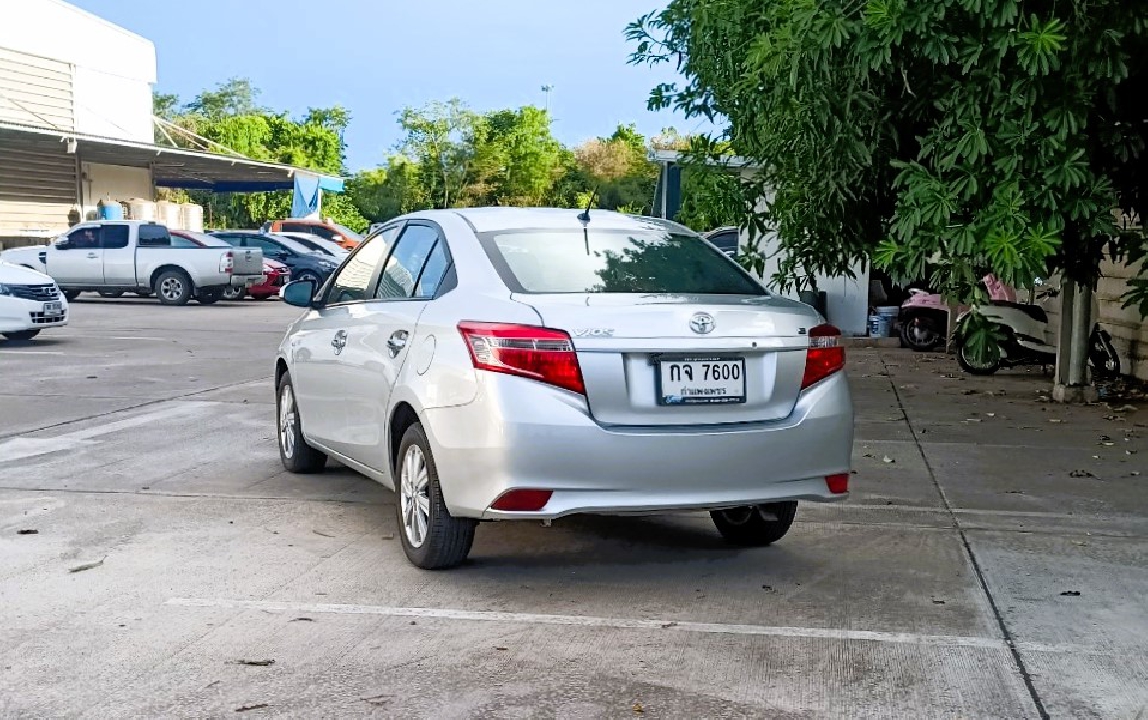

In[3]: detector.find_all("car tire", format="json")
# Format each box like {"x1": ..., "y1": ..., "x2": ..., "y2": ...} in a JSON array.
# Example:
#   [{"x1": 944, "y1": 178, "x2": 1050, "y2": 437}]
[
  {"x1": 276, "y1": 372, "x2": 326, "y2": 474},
  {"x1": 395, "y1": 422, "x2": 476, "y2": 570},
  {"x1": 154, "y1": 270, "x2": 194, "y2": 306},
  {"x1": 63, "y1": 290, "x2": 80, "y2": 301},
  {"x1": 97, "y1": 290, "x2": 124, "y2": 299},
  {"x1": 197, "y1": 288, "x2": 223, "y2": 305},
  {"x1": 222, "y1": 286, "x2": 246, "y2": 301},
  {"x1": 296, "y1": 270, "x2": 321, "y2": 286},
  {"x1": 251, "y1": 293, "x2": 272, "y2": 301},
  {"x1": 3, "y1": 329, "x2": 40, "y2": 341},
  {"x1": 711, "y1": 502, "x2": 798, "y2": 547}
]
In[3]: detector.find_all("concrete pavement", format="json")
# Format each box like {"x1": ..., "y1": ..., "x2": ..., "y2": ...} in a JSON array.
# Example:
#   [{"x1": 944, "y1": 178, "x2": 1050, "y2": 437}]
[{"x1": 0, "y1": 298, "x2": 1145, "y2": 718}]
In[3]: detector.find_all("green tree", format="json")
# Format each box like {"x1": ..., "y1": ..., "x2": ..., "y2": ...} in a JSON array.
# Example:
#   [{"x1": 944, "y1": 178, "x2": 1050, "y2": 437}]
[
  {"x1": 397, "y1": 99, "x2": 482, "y2": 208},
  {"x1": 346, "y1": 157, "x2": 430, "y2": 223},
  {"x1": 628, "y1": 1, "x2": 1148, "y2": 312},
  {"x1": 185, "y1": 77, "x2": 264, "y2": 119}
]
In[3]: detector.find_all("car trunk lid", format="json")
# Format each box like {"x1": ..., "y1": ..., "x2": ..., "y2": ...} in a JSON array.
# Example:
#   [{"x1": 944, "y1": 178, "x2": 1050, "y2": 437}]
[{"x1": 513, "y1": 292, "x2": 819, "y2": 426}]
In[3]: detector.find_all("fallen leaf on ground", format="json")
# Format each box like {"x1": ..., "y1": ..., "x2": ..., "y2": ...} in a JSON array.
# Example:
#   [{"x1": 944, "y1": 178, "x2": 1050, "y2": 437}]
[
  {"x1": 235, "y1": 703, "x2": 269, "y2": 713},
  {"x1": 361, "y1": 694, "x2": 391, "y2": 706},
  {"x1": 16, "y1": 529, "x2": 38, "y2": 535},
  {"x1": 288, "y1": 617, "x2": 314, "y2": 622},
  {"x1": 1048, "y1": 419, "x2": 1064, "y2": 423},
  {"x1": 882, "y1": 456, "x2": 895, "y2": 464},
  {"x1": 311, "y1": 530, "x2": 334, "y2": 538},
  {"x1": 1069, "y1": 470, "x2": 1096, "y2": 478},
  {"x1": 633, "y1": 703, "x2": 645, "y2": 714},
  {"x1": 69, "y1": 557, "x2": 106, "y2": 573},
  {"x1": 661, "y1": 621, "x2": 679, "y2": 628},
  {"x1": 234, "y1": 660, "x2": 275, "y2": 667},
  {"x1": 1060, "y1": 590, "x2": 1081, "y2": 597},
  {"x1": 932, "y1": 599, "x2": 946, "y2": 605},
  {"x1": 495, "y1": 646, "x2": 509, "y2": 651}
]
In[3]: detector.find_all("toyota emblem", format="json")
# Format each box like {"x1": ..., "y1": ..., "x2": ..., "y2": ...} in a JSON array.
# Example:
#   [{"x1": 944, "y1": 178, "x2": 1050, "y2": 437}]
[{"x1": 689, "y1": 312, "x2": 716, "y2": 335}]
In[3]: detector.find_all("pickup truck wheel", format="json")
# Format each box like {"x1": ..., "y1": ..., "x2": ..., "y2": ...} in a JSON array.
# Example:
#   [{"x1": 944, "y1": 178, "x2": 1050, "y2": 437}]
[
  {"x1": 154, "y1": 270, "x2": 193, "y2": 306},
  {"x1": 3, "y1": 330, "x2": 40, "y2": 341},
  {"x1": 197, "y1": 288, "x2": 223, "y2": 305},
  {"x1": 97, "y1": 290, "x2": 124, "y2": 299},
  {"x1": 395, "y1": 422, "x2": 477, "y2": 569},
  {"x1": 63, "y1": 290, "x2": 80, "y2": 301},
  {"x1": 711, "y1": 502, "x2": 798, "y2": 547},
  {"x1": 277, "y1": 372, "x2": 326, "y2": 473},
  {"x1": 222, "y1": 286, "x2": 245, "y2": 301}
]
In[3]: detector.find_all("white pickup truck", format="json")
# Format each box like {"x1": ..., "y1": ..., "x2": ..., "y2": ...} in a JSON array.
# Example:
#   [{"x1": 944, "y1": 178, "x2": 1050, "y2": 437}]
[{"x1": 0, "y1": 221, "x2": 263, "y2": 306}]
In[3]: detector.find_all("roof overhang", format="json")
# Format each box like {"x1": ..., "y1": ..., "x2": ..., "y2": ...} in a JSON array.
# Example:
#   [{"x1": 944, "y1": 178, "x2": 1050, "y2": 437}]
[
  {"x1": 0, "y1": 121, "x2": 343, "y2": 192},
  {"x1": 649, "y1": 148, "x2": 757, "y2": 169}
]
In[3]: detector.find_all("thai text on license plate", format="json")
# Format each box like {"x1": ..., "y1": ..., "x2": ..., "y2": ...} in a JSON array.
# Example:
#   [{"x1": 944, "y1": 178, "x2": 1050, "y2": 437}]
[{"x1": 657, "y1": 356, "x2": 746, "y2": 405}]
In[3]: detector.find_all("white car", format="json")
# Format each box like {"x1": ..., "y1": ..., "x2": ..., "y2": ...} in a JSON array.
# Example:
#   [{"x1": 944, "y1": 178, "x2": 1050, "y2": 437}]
[
  {"x1": 0, "y1": 260, "x2": 68, "y2": 340},
  {"x1": 274, "y1": 208, "x2": 854, "y2": 570}
]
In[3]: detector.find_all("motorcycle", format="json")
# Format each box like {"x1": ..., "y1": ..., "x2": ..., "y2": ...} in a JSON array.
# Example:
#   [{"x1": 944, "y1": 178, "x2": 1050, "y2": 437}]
[{"x1": 953, "y1": 285, "x2": 1121, "y2": 377}]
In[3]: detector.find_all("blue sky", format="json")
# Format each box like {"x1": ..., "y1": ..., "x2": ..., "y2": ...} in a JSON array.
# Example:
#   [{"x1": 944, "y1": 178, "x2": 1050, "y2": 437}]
[{"x1": 71, "y1": 0, "x2": 713, "y2": 170}]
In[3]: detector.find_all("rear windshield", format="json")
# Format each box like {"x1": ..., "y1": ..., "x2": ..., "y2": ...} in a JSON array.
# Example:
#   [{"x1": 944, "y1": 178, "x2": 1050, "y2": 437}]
[{"x1": 478, "y1": 229, "x2": 766, "y2": 295}]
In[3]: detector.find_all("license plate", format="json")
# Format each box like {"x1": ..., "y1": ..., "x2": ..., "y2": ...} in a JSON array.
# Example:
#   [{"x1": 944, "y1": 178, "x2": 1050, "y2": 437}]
[
  {"x1": 656, "y1": 356, "x2": 746, "y2": 405},
  {"x1": 42, "y1": 301, "x2": 63, "y2": 316}
]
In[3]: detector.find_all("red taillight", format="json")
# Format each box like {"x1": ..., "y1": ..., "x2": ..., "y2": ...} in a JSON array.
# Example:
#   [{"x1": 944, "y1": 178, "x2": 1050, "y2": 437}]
[
  {"x1": 801, "y1": 323, "x2": 845, "y2": 390},
  {"x1": 826, "y1": 473, "x2": 849, "y2": 494},
  {"x1": 490, "y1": 489, "x2": 553, "y2": 512},
  {"x1": 458, "y1": 322, "x2": 585, "y2": 395},
  {"x1": 219, "y1": 251, "x2": 234, "y2": 274}
]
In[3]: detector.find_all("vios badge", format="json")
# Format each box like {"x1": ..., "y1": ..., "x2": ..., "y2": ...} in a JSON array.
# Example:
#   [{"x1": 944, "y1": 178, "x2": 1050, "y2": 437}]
[{"x1": 689, "y1": 312, "x2": 716, "y2": 335}]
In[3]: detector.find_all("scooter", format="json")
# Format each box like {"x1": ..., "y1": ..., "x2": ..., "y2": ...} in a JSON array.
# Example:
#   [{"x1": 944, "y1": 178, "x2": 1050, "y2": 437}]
[
  {"x1": 953, "y1": 286, "x2": 1121, "y2": 377},
  {"x1": 898, "y1": 289, "x2": 966, "y2": 351}
]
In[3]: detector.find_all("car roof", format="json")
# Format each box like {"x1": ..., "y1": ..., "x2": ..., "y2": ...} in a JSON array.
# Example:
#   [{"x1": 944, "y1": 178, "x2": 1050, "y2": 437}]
[{"x1": 406, "y1": 207, "x2": 698, "y2": 235}]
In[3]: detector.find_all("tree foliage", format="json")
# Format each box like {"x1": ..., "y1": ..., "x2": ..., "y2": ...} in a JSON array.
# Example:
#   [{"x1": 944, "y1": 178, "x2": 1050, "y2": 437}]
[{"x1": 628, "y1": 0, "x2": 1148, "y2": 311}]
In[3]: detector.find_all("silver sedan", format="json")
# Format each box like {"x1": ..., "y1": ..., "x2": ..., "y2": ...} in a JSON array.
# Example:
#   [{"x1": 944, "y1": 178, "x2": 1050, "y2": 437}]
[{"x1": 275, "y1": 208, "x2": 854, "y2": 569}]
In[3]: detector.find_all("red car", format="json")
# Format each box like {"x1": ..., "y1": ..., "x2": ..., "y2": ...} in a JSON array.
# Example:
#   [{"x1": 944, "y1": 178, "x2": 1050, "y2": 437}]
[{"x1": 170, "y1": 230, "x2": 288, "y2": 300}]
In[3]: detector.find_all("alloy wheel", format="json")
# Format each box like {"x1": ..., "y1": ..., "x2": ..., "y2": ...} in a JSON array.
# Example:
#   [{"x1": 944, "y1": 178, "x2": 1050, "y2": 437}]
[
  {"x1": 279, "y1": 384, "x2": 296, "y2": 459},
  {"x1": 400, "y1": 445, "x2": 431, "y2": 548},
  {"x1": 160, "y1": 277, "x2": 185, "y2": 301}
]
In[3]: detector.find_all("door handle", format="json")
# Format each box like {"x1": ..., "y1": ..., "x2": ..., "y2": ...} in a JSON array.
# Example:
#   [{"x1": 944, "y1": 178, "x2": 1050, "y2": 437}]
[
  {"x1": 87, "y1": 252, "x2": 98, "y2": 259},
  {"x1": 331, "y1": 329, "x2": 347, "y2": 354},
  {"x1": 387, "y1": 330, "x2": 409, "y2": 358}
]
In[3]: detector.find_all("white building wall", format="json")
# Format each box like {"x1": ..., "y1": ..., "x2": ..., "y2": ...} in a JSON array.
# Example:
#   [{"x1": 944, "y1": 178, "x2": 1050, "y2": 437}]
[
  {"x1": 80, "y1": 162, "x2": 152, "y2": 219},
  {"x1": 0, "y1": 0, "x2": 156, "y2": 143},
  {"x1": 740, "y1": 175, "x2": 871, "y2": 336}
]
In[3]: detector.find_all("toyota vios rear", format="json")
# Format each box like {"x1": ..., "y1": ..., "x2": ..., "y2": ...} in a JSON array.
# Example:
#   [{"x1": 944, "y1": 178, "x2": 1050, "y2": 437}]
[{"x1": 275, "y1": 208, "x2": 854, "y2": 569}]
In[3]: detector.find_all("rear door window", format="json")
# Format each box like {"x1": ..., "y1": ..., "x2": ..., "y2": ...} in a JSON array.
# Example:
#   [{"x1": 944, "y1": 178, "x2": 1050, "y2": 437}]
[
  {"x1": 374, "y1": 224, "x2": 440, "y2": 300},
  {"x1": 478, "y1": 228, "x2": 765, "y2": 295},
  {"x1": 138, "y1": 224, "x2": 172, "y2": 246},
  {"x1": 100, "y1": 225, "x2": 131, "y2": 249}
]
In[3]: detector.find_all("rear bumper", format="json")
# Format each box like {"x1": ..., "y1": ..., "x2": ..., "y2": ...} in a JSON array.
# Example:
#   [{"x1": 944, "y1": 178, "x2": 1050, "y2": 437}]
[{"x1": 423, "y1": 371, "x2": 854, "y2": 520}]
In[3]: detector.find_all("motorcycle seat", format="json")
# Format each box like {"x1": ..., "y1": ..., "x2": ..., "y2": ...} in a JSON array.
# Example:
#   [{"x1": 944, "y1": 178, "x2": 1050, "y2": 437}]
[{"x1": 989, "y1": 300, "x2": 1048, "y2": 324}]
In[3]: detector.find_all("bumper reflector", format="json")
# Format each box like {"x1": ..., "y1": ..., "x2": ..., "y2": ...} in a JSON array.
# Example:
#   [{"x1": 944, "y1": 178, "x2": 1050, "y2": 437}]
[
  {"x1": 826, "y1": 473, "x2": 849, "y2": 494},
  {"x1": 490, "y1": 489, "x2": 553, "y2": 512}
]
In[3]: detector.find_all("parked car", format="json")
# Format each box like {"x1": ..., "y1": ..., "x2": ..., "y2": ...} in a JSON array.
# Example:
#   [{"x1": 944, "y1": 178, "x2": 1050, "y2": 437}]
[
  {"x1": 274, "y1": 208, "x2": 853, "y2": 569},
  {"x1": 0, "y1": 260, "x2": 68, "y2": 341},
  {"x1": 210, "y1": 231, "x2": 340, "y2": 287},
  {"x1": 276, "y1": 232, "x2": 351, "y2": 261},
  {"x1": 263, "y1": 219, "x2": 362, "y2": 250},
  {"x1": 0, "y1": 221, "x2": 263, "y2": 306},
  {"x1": 171, "y1": 230, "x2": 288, "y2": 300},
  {"x1": 703, "y1": 226, "x2": 740, "y2": 258}
]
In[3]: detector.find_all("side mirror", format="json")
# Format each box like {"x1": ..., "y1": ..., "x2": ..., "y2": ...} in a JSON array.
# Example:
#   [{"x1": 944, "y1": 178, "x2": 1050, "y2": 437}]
[{"x1": 282, "y1": 279, "x2": 317, "y2": 308}]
